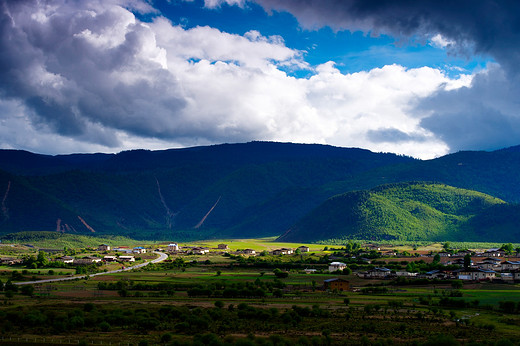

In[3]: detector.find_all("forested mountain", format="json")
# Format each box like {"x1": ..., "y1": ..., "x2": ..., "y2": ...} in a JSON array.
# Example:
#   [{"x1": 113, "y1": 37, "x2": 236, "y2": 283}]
[
  {"x1": 278, "y1": 182, "x2": 520, "y2": 243},
  {"x1": 0, "y1": 142, "x2": 519, "y2": 241}
]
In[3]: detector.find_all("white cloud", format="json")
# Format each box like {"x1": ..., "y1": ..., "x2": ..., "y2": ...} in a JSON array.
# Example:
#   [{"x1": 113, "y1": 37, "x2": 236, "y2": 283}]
[
  {"x1": 0, "y1": 0, "x2": 473, "y2": 159},
  {"x1": 429, "y1": 34, "x2": 455, "y2": 49}
]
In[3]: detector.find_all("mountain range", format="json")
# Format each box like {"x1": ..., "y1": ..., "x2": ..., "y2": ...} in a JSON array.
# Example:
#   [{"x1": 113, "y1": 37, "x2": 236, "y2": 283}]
[{"x1": 0, "y1": 141, "x2": 519, "y2": 242}]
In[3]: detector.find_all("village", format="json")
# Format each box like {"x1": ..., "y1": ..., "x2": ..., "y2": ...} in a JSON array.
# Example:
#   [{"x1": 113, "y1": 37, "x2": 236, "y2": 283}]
[{"x1": 3, "y1": 241, "x2": 518, "y2": 285}]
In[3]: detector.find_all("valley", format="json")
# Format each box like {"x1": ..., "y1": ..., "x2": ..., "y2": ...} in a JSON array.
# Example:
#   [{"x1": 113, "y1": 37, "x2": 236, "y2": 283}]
[{"x1": 0, "y1": 235, "x2": 520, "y2": 345}]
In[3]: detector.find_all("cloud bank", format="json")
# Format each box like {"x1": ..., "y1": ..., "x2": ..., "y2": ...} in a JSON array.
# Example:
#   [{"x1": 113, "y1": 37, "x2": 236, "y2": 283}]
[{"x1": 2, "y1": 0, "x2": 516, "y2": 159}]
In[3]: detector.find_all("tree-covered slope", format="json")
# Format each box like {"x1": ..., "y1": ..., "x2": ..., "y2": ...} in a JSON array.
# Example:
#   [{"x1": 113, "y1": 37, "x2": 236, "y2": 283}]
[
  {"x1": 0, "y1": 142, "x2": 414, "y2": 239},
  {"x1": 278, "y1": 182, "x2": 517, "y2": 242}
]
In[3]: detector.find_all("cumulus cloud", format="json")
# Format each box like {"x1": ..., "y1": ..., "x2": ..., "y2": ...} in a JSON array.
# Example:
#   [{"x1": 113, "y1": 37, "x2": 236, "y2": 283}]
[
  {"x1": 0, "y1": 0, "x2": 479, "y2": 159},
  {"x1": 418, "y1": 64, "x2": 520, "y2": 151},
  {"x1": 234, "y1": 0, "x2": 520, "y2": 153}
]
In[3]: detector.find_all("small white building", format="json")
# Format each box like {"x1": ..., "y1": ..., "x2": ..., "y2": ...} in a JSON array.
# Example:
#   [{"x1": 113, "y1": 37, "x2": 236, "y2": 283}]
[
  {"x1": 103, "y1": 255, "x2": 117, "y2": 262},
  {"x1": 133, "y1": 247, "x2": 147, "y2": 254},
  {"x1": 457, "y1": 268, "x2": 495, "y2": 280},
  {"x1": 168, "y1": 243, "x2": 179, "y2": 252},
  {"x1": 328, "y1": 262, "x2": 347, "y2": 272},
  {"x1": 98, "y1": 244, "x2": 111, "y2": 251},
  {"x1": 190, "y1": 247, "x2": 209, "y2": 255},
  {"x1": 56, "y1": 256, "x2": 74, "y2": 264},
  {"x1": 119, "y1": 255, "x2": 135, "y2": 262},
  {"x1": 303, "y1": 268, "x2": 317, "y2": 274},
  {"x1": 218, "y1": 244, "x2": 229, "y2": 250},
  {"x1": 242, "y1": 249, "x2": 256, "y2": 255},
  {"x1": 297, "y1": 246, "x2": 310, "y2": 253}
]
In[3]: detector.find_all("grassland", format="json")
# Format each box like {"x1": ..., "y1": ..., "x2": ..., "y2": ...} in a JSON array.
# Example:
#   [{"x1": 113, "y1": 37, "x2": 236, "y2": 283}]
[{"x1": 1, "y1": 240, "x2": 520, "y2": 346}]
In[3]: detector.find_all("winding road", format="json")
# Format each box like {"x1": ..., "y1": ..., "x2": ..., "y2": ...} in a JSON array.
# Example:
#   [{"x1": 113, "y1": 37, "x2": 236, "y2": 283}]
[{"x1": 14, "y1": 251, "x2": 168, "y2": 286}]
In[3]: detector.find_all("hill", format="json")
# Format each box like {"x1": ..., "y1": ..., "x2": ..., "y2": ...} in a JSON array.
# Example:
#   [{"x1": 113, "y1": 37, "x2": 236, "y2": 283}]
[
  {"x1": 278, "y1": 182, "x2": 520, "y2": 243},
  {"x1": 0, "y1": 142, "x2": 413, "y2": 239},
  {"x1": 1, "y1": 142, "x2": 520, "y2": 241}
]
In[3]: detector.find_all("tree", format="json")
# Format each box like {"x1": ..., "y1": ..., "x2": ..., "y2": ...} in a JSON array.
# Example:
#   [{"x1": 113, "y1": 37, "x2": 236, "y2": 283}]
[
  {"x1": 433, "y1": 254, "x2": 441, "y2": 264},
  {"x1": 20, "y1": 285, "x2": 34, "y2": 296},
  {"x1": 464, "y1": 254, "x2": 472, "y2": 269},
  {"x1": 501, "y1": 243, "x2": 514, "y2": 255},
  {"x1": 4, "y1": 279, "x2": 17, "y2": 292},
  {"x1": 442, "y1": 242, "x2": 451, "y2": 251},
  {"x1": 36, "y1": 251, "x2": 48, "y2": 268},
  {"x1": 0, "y1": 278, "x2": 3, "y2": 291},
  {"x1": 160, "y1": 333, "x2": 173, "y2": 343}
]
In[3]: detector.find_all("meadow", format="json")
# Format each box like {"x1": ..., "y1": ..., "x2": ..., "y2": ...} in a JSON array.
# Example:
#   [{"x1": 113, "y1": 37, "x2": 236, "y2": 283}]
[{"x1": 0, "y1": 238, "x2": 520, "y2": 345}]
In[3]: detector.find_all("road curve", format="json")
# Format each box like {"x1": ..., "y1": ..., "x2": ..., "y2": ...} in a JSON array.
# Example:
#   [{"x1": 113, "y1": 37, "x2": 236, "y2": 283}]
[{"x1": 14, "y1": 251, "x2": 169, "y2": 286}]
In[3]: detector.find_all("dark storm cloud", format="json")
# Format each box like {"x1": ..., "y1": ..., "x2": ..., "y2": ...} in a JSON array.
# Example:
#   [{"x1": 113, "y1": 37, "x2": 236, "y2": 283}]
[
  {"x1": 252, "y1": 0, "x2": 520, "y2": 152},
  {"x1": 255, "y1": 0, "x2": 520, "y2": 74},
  {"x1": 419, "y1": 64, "x2": 520, "y2": 151},
  {"x1": 0, "y1": 0, "x2": 186, "y2": 148}
]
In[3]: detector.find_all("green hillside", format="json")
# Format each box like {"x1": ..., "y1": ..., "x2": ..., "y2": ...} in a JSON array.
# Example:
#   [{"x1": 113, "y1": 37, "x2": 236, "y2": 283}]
[
  {"x1": 278, "y1": 182, "x2": 518, "y2": 242},
  {"x1": 2, "y1": 142, "x2": 520, "y2": 241}
]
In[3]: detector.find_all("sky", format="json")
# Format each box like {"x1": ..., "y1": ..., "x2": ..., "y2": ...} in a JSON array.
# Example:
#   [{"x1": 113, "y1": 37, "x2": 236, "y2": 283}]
[{"x1": 0, "y1": 0, "x2": 519, "y2": 159}]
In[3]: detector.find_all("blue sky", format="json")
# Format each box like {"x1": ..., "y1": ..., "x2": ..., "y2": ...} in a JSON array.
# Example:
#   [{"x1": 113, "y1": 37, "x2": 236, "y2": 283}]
[
  {"x1": 151, "y1": 0, "x2": 489, "y2": 76},
  {"x1": 0, "y1": 0, "x2": 518, "y2": 159}
]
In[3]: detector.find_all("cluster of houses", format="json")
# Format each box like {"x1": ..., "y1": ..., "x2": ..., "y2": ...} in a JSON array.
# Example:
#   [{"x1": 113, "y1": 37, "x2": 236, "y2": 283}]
[
  {"x1": 51, "y1": 244, "x2": 151, "y2": 265},
  {"x1": 351, "y1": 257, "x2": 520, "y2": 281},
  {"x1": 165, "y1": 243, "x2": 311, "y2": 256}
]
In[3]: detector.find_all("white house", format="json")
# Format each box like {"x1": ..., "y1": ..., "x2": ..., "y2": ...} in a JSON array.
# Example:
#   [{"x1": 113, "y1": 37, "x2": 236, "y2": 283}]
[
  {"x1": 190, "y1": 247, "x2": 209, "y2": 255},
  {"x1": 328, "y1": 262, "x2": 347, "y2": 272},
  {"x1": 119, "y1": 255, "x2": 135, "y2": 262},
  {"x1": 98, "y1": 244, "x2": 111, "y2": 251},
  {"x1": 457, "y1": 268, "x2": 495, "y2": 280},
  {"x1": 168, "y1": 243, "x2": 179, "y2": 252},
  {"x1": 133, "y1": 247, "x2": 147, "y2": 254},
  {"x1": 56, "y1": 256, "x2": 74, "y2": 264}
]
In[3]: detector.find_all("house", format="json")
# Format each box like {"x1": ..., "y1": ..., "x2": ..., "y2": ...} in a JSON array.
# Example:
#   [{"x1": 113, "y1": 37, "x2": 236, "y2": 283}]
[
  {"x1": 190, "y1": 247, "x2": 209, "y2": 255},
  {"x1": 456, "y1": 268, "x2": 495, "y2": 281},
  {"x1": 98, "y1": 244, "x2": 111, "y2": 251},
  {"x1": 384, "y1": 251, "x2": 397, "y2": 257},
  {"x1": 242, "y1": 249, "x2": 256, "y2": 255},
  {"x1": 217, "y1": 244, "x2": 229, "y2": 250},
  {"x1": 56, "y1": 256, "x2": 74, "y2": 264},
  {"x1": 272, "y1": 248, "x2": 293, "y2": 255},
  {"x1": 396, "y1": 271, "x2": 417, "y2": 277},
  {"x1": 168, "y1": 243, "x2": 179, "y2": 252},
  {"x1": 500, "y1": 261, "x2": 520, "y2": 272},
  {"x1": 103, "y1": 255, "x2": 117, "y2": 262},
  {"x1": 113, "y1": 246, "x2": 132, "y2": 253},
  {"x1": 513, "y1": 270, "x2": 520, "y2": 281},
  {"x1": 87, "y1": 256, "x2": 102, "y2": 263},
  {"x1": 297, "y1": 246, "x2": 310, "y2": 253},
  {"x1": 477, "y1": 257, "x2": 502, "y2": 270},
  {"x1": 485, "y1": 248, "x2": 506, "y2": 257},
  {"x1": 437, "y1": 252, "x2": 451, "y2": 257},
  {"x1": 0, "y1": 257, "x2": 22, "y2": 265},
  {"x1": 323, "y1": 278, "x2": 350, "y2": 291},
  {"x1": 366, "y1": 244, "x2": 381, "y2": 251},
  {"x1": 328, "y1": 262, "x2": 347, "y2": 272},
  {"x1": 303, "y1": 269, "x2": 317, "y2": 274},
  {"x1": 133, "y1": 247, "x2": 147, "y2": 254},
  {"x1": 119, "y1": 255, "x2": 135, "y2": 262},
  {"x1": 424, "y1": 270, "x2": 452, "y2": 280},
  {"x1": 362, "y1": 267, "x2": 392, "y2": 279},
  {"x1": 74, "y1": 258, "x2": 95, "y2": 265}
]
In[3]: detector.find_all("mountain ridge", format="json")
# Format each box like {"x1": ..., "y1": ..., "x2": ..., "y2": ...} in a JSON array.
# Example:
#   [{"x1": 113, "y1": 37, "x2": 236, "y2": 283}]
[{"x1": 1, "y1": 142, "x2": 519, "y2": 241}]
